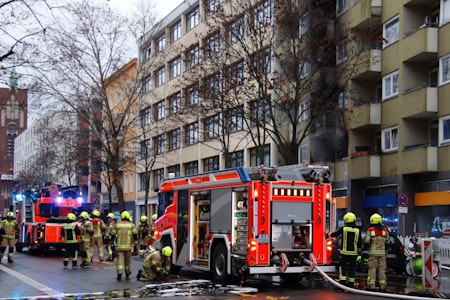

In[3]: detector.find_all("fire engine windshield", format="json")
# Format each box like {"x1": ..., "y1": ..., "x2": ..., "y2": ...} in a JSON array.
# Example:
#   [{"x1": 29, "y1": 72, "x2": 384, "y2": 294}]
[{"x1": 157, "y1": 192, "x2": 173, "y2": 217}]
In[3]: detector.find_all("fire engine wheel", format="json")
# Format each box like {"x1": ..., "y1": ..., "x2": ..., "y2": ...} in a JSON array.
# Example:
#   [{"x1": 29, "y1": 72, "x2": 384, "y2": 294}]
[{"x1": 211, "y1": 243, "x2": 229, "y2": 284}]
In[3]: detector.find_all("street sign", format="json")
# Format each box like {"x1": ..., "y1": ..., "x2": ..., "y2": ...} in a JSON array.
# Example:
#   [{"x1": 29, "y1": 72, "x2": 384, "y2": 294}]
[
  {"x1": 398, "y1": 194, "x2": 408, "y2": 206},
  {"x1": 422, "y1": 239, "x2": 433, "y2": 289},
  {"x1": 398, "y1": 206, "x2": 408, "y2": 214}
]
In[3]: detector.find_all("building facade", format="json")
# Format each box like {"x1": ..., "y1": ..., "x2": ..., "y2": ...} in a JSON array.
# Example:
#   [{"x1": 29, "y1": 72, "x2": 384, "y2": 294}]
[{"x1": 134, "y1": 0, "x2": 450, "y2": 236}]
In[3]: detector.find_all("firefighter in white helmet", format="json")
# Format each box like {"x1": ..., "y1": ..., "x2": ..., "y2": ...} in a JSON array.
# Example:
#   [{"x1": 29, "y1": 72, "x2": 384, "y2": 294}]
[
  {"x1": 0, "y1": 211, "x2": 19, "y2": 263},
  {"x1": 137, "y1": 246, "x2": 172, "y2": 281}
]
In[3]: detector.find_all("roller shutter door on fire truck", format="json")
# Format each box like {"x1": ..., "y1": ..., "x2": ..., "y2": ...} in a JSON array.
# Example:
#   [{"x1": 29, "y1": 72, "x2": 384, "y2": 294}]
[{"x1": 210, "y1": 189, "x2": 233, "y2": 232}]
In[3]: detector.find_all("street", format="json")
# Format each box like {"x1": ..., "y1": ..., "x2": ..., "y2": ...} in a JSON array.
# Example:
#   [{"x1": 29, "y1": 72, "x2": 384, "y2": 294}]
[{"x1": 0, "y1": 250, "x2": 450, "y2": 299}]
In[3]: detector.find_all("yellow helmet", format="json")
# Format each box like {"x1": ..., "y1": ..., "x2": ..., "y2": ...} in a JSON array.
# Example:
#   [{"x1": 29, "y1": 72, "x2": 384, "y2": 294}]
[
  {"x1": 152, "y1": 214, "x2": 158, "y2": 221},
  {"x1": 120, "y1": 211, "x2": 130, "y2": 220},
  {"x1": 6, "y1": 211, "x2": 15, "y2": 218},
  {"x1": 107, "y1": 213, "x2": 115, "y2": 219},
  {"x1": 140, "y1": 215, "x2": 148, "y2": 222},
  {"x1": 161, "y1": 246, "x2": 172, "y2": 257},
  {"x1": 343, "y1": 212, "x2": 356, "y2": 224},
  {"x1": 370, "y1": 213, "x2": 383, "y2": 225},
  {"x1": 80, "y1": 211, "x2": 90, "y2": 219},
  {"x1": 67, "y1": 213, "x2": 76, "y2": 221},
  {"x1": 92, "y1": 210, "x2": 100, "y2": 217}
]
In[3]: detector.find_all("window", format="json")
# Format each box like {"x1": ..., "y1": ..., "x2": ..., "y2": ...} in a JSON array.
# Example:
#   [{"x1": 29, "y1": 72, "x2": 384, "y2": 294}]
[
  {"x1": 338, "y1": 89, "x2": 348, "y2": 108},
  {"x1": 383, "y1": 16, "x2": 399, "y2": 48},
  {"x1": 141, "y1": 76, "x2": 151, "y2": 94},
  {"x1": 171, "y1": 20, "x2": 182, "y2": 42},
  {"x1": 185, "y1": 122, "x2": 199, "y2": 145},
  {"x1": 140, "y1": 107, "x2": 152, "y2": 126},
  {"x1": 381, "y1": 126, "x2": 398, "y2": 153},
  {"x1": 250, "y1": 99, "x2": 271, "y2": 126},
  {"x1": 186, "y1": 85, "x2": 199, "y2": 106},
  {"x1": 440, "y1": 54, "x2": 450, "y2": 85},
  {"x1": 227, "y1": 61, "x2": 244, "y2": 88},
  {"x1": 139, "y1": 172, "x2": 150, "y2": 191},
  {"x1": 249, "y1": 145, "x2": 270, "y2": 167},
  {"x1": 168, "y1": 129, "x2": 181, "y2": 150},
  {"x1": 226, "y1": 106, "x2": 244, "y2": 132},
  {"x1": 170, "y1": 57, "x2": 182, "y2": 79},
  {"x1": 140, "y1": 139, "x2": 151, "y2": 158},
  {"x1": 299, "y1": 13, "x2": 309, "y2": 37},
  {"x1": 336, "y1": 39, "x2": 348, "y2": 64},
  {"x1": 204, "y1": 74, "x2": 220, "y2": 98},
  {"x1": 186, "y1": 45, "x2": 200, "y2": 68},
  {"x1": 336, "y1": 0, "x2": 348, "y2": 16},
  {"x1": 153, "y1": 169, "x2": 164, "y2": 189},
  {"x1": 168, "y1": 165, "x2": 181, "y2": 177},
  {"x1": 187, "y1": 6, "x2": 200, "y2": 31},
  {"x1": 442, "y1": 0, "x2": 450, "y2": 25},
  {"x1": 206, "y1": 0, "x2": 220, "y2": 16},
  {"x1": 300, "y1": 62, "x2": 310, "y2": 78},
  {"x1": 156, "y1": 34, "x2": 166, "y2": 52},
  {"x1": 439, "y1": 115, "x2": 450, "y2": 145},
  {"x1": 154, "y1": 100, "x2": 165, "y2": 121},
  {"x1": 227, "y1": 16, "x2": 244, "y2": 44},
  {"x1": 299, "y1": 100, "x2": 309, "y2": 122},
  {"x1": 299, "y1": 144, "x2": 309, "y2": 164},
  {"x1": 250, "y1": 48, "x2": 271, "y2": 76},
  {"x1": 154, "y1": 134, "x2": 165, "y2": 154},
  {"x1": 204, "y1": 114, "x2": 220, "y2": 139},
  {"x1": 253, "y1": 0, "x2": 272, "y2": 29},
  {"x1": 382, "y1": 71, "x2": 399, "y2": 100},
  {"x1": 226, "y1": 150, "x2": 244, "y2": 168},
  {"x1": 185, "y1": 161, "x2": 198, "y2": 175},
  {"x1": 142, "y1": 43, "x2": 151, "y2": 61},
  {"x1": 156, "y1": 67, "x2": 165, "y2": 87},
  {"x1": 204, "y1": 156, "x2": 219, "y2": 172},
  {"x1": 169, "y1": 92, "x2": 182, "y2": 114},
  {"x1": 205, "y1": 32, "x2": 221, "y2": 57}
]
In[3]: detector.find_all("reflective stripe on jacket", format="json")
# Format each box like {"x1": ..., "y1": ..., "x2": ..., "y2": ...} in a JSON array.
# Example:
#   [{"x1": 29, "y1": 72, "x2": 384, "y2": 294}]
[
  {"x1": 365, "y1": 226, "x2": 389, "y2": 255},
  {"x1": 113, "y1": 221, "x2": 138, "y2": 251}
]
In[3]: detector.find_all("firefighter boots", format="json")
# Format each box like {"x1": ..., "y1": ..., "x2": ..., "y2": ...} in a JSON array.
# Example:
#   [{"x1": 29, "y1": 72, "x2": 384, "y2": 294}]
[
  {"x1": 137, "y1": 269, "x2": 142, "y2": 281},
  {"x1": 117, "y1": 274, "x2": 122, "y2": 281}
]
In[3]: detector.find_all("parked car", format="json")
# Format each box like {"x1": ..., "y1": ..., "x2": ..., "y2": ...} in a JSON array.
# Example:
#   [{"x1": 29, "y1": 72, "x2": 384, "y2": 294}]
[{"x1": 332, "y1": 231, "x2": 407, "y2": 274}]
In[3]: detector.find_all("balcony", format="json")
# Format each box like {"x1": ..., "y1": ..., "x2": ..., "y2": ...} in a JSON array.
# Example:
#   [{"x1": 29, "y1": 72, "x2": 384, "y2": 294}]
[
  {"x1": 438, "y1": 145, "x2": 450, "y2": 170},
  {"x1": 351, "y1": 49, "x2": 381, "y2": 80},
  {"x1": 400, "y1": 144, "x2": 437, "y2": 174},
  {"x1": 347, "y1": 0, "x2": 382, "y2": 29},
  {"x1": 402, "y1": 85, "x2": 437, "y2": 119},
  {"x1": 402, "y1": 25, "x2": 438, "y2": 63},
  {"x1": 348, "y1": 102, "x2": 381, "y2": 130},
  {"x1": 348, "y1": 152, "x2": 380, "y2": 179}
]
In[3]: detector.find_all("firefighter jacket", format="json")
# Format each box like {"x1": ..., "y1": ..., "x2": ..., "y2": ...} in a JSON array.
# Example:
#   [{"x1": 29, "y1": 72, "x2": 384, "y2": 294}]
[
  {"x1": 80, "y1": 220, "x2": 94, "y2": 243},
  {"x1": 364, "y1": 225, "x2": 389, "y2": 256},
  {"x1": 91, "y1": 217, "x2": 106, "y2": 238},
  {"x1": 143, "y1": 249, "x2": 171, "y2": 275},
  {"x1": 0, "y1": 219, "x2": 19, "y2": 239},
  {"x1": 112, "y1": 220, "x2": 138, "y2": 251},
  {"x1": 329, "y1": 223, "x2": 362, "y2": 256},
  {"x1": 138, "y1": 222, "x2": 150, "y2": 240},
  {"x1": 105, "y1": 219, "x2": 116, "y2": 240},
  {"x1": 61, "y1": 222, "x2": 81, "y2": 244}
]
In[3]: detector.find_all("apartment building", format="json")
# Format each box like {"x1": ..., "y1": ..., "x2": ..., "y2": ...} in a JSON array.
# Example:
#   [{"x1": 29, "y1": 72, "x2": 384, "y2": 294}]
[{"x1": 136, "y1": 0, "x2": 450, "y2": 236}]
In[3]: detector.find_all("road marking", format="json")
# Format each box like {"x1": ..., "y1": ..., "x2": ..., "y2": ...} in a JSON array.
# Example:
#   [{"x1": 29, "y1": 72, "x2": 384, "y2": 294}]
[{"x1": 0, "y1": 264, "x2": 63, "y2": 298}]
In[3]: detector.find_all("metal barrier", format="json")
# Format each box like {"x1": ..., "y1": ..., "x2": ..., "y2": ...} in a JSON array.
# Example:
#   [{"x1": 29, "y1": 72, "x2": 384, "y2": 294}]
[{"x1": 398, "y1": 236, "x2": 450, "y2": 266}]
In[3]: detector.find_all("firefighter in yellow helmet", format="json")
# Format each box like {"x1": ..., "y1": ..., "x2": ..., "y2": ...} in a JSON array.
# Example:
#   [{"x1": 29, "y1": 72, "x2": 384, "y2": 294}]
[
  {"x1": 79, "y1": 211, "x2": 94, "y2": 268},
  {"x1": 61, "y1": 213, "x2": 81, "y2": 268},
  {"x1": 89, "y1": 210, "x2": 106, "y2": 262},
  {"x1": 327, "y1": 212, "x2": 362, "y2": 288},
  {"x1": 137, "y1": 246, "x2": 172, "y2": 281},
  {"x1": 104, "y1": 213, "x2": 117, "y2": 261},
  {"x1": 0, "y1": 211, "x2": 19, "y2": 263},
  {"x1": 111, "y1": 211, "x2": 138, "y2": 280},
  {"x1": 364, "y1": 213, "x2": 389, "y2": 291},
  {"x1": 138, "y1": 215, "x2": 150, "y2": 258}
]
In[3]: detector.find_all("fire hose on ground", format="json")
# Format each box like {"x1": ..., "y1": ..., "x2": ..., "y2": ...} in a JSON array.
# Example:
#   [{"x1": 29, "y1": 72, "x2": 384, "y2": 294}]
[{"x1": 304, "y1": 254, "x2": 440, "y2": 300}]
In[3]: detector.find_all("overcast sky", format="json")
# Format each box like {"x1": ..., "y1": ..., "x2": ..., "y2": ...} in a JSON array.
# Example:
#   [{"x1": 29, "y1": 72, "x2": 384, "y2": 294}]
[{"x1": 107, "y1": 0, "x2": 184, "y2": 18}]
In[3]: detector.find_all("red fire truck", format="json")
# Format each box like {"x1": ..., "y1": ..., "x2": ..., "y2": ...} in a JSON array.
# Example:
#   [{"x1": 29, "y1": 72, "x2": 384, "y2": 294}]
[
  {"x1": 16, "y1": 185, "x2": 91, "y2": 253},
  {"x1": 153, "y1": 165, "x2": 336, "y2": 284}
]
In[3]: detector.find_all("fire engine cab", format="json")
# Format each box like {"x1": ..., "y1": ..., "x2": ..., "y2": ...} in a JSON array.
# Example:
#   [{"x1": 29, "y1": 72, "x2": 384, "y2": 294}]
[
  {"x1": 16, "y1": 185, "x2": 90, "y2": 253},
  {"x1": 154, "y1": 165, "x2": 336, "y2": 284}
]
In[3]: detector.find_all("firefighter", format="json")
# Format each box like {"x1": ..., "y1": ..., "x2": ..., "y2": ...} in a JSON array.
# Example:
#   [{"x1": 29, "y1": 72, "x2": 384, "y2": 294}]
[
  {"x1": 0, "y1": 211, "x2": 19, "y2": 263},
  {"x1": 364, "y1": 213, "x2": 389, "y2": 291},
  {"x1": 327, "y1": 212, "x2": 362, "y2": 288},
  {"x1": 89, "y1": 210, "x2": 106, "y2": 262},
  {"x1": 61, "y1": 213, "x2": 81, "y2": 269},
  {"x1": 149, "y1": 214, "x2": 157, "y2": 245},
  {"x1": 111, "y1": 211, "x2": 138, "y2": 280},
  {"x1": 79, "y1": 211, "x2": 94, "y2": 268},
  {"x1": 138, "y1": 215, "x2": 150, "y2": 258},
  {"x1": 137, "y1": 246, "x2": 172, "y2": 281},
  {"x1": 104, "y1": 213, "x2": 117, "y2": 262}
]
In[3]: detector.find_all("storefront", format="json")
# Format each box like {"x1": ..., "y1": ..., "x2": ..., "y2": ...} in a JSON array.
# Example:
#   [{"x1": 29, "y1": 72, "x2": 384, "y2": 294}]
[
  {"x1": 415, "y1": 191, "x2": 450, "y2": 238},
  {"x1": 362, "y1": 194, "x2": 399, "y2": 233}
]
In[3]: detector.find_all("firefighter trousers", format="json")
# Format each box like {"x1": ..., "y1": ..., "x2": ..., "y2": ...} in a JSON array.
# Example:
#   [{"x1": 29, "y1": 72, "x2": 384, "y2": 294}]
[
  {"x1": 368, "y1": 255, "x2": 387, "y2": 289},
  {"x1": 0, "y1": 238, "x2": 16, "y2": 260},
  {"x1": 116, "y1": 250, "x2": 131, "y2": 276},
  {"x1": 89, "y1": 236, "x2": 104, "y2": 261}
]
